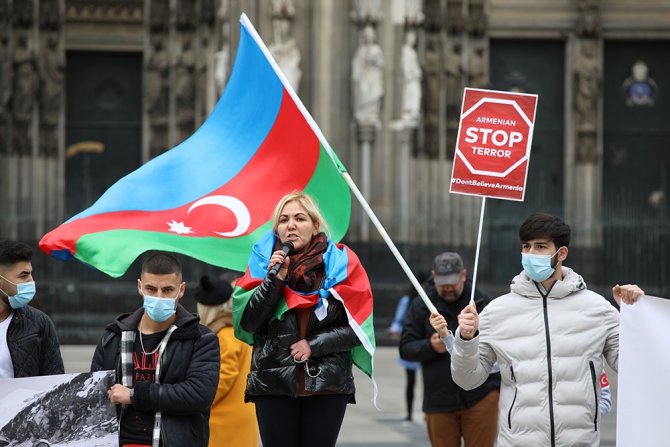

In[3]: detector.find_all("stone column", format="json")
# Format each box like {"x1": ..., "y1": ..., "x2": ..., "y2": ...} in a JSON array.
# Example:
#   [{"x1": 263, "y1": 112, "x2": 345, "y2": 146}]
[
  {"x1": 10, "y1": 1, "x2": 38, "y2": 240},
  {"x1": 351, "y1": 1, "x2": 384, "y2": 242},
  {"x1": 145, "y1": 0, "x2": 170, "y2": 159},
  {"x1": 268, "y1": 0, "x2": 301, "y2": 93},
  {"x1": 391, "y1": 4, "x2": 424, "y2": 241},
  {"x1": 0, "y1": 0, "x2": 10, "y2": 237},
  {"x1": 175, "y1": 0, "x2": 196, "y2": 143},
  {"x1": 38, "y1": 0, "x2": 65, "y2": 236},
  {"x1": 568, "y1": 0, "x2": 603, "y2": 281}
]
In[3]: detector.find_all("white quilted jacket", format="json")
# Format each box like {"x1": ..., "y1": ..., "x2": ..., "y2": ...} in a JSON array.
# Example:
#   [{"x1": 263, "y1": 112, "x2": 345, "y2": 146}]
[{"x1": 451, "y1": 267, "x2": 619, "y2": 447}]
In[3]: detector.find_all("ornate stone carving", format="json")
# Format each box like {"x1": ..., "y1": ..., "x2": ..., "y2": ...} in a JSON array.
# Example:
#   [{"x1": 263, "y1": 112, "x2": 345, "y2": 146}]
[
  {"x1": 12, "y1": 0, "x2": 33, "y2": 27},
  {"x1": 0, "y1": 31, "x2": 9, "y2": 154},
  {"x1": 272, "y1": 0, "x2": 295, "y2": 19},
  {"x1": 66, "y1": 0, "x2": 142, "y2": 23},
  {"x1": 351, "y1": 25, "x2": 384, "y2": 128},
  {"x1": 12, "y1": 31, "x2": 37, "y2": 155},
  {"x1": 422, "y1": 31, "x2": 441, "y2": 158},
  {"x1": 269, "y1": 17, "x2": 302, "y2": 91},
  {"x1": 149, "y1": 0, "x2": 169, "y2": 32},
  {"x1": 351, "y1": 0, "x2": 382, "y2": 24},
  {"x1": 468, "y1": 40, "x2": 486, "y2": 88},
  {"x1": 176, "y1": 0, "x2": 196, "y2": 30},
  {"x1": 39, "y1": 33, "x2": 64, "y2": 157},
  {"x1": 176, "y1": 35, "x2": 196, "y2": 139},
  {"x1": 397, "y1": 30, "x2": 422, "y2": 128},
  {"x1": 146, "y1": 35, "x2": 169, "y2": 120},
  {"x1": 576, "y1": 0, "x2": 600, "y2": 37},
  {"x1": 213, "y1": 0, "x2": 229, "y2": 96},
  {"x1": 575, "y1": 39, "x2": 599, "y2": 132},
  {"x1": 39, "y1": 0, "x2": 60, "y2": 30}
]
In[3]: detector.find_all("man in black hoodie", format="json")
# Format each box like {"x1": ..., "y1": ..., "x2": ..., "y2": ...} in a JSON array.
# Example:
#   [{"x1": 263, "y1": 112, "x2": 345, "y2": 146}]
[
  {"x1": 91, "y1": 252, "x2": 219, "y2": 447},
  {"x1": 399, "y1": 252, "x2": 500, "y2": 447}
]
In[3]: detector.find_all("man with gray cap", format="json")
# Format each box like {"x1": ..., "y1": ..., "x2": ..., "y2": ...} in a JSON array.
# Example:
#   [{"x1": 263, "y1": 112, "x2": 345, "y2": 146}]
[{"x1": 399, "y1": 252, "x2": 499, "y2": 447}]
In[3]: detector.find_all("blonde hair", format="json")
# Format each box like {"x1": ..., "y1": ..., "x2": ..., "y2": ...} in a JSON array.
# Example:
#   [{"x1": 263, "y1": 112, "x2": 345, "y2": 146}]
[
  {"x1": 271, "y1": 191, "x2": 330, "y2": 237},
  {"x1": 197, "y1": 300, "x2": 233, "y2": 332}
]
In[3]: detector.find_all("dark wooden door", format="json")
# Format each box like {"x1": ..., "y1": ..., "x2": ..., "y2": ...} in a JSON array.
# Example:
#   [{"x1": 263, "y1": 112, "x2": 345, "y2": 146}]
[
  {"x1": 484, "y1": 40, "x2": 565, "y2": 285},
  {"x1": 65, "y1": 51, "x2": 142, "y2": 217},
  {"x1": 603, "y1": 41, "x2": 670, "y2": 296}
]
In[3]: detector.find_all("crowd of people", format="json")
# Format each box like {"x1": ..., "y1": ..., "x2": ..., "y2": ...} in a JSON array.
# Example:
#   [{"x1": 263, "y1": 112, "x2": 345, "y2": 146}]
[{"x1": 0, "y1": 199, "x2": 646, "y2": 447}]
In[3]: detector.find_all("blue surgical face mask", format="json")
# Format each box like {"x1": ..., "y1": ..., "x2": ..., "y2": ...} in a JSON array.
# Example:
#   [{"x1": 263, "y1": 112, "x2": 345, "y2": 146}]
[
  {"x1": 143, "y1": 295, "x2": 178, "y2": 323},
  {"x1": 0, "y1": 275, "x2": 36, "y2": 309},
  {"x1": 521, "y1": 249, "x2": 561, "y2": 282}
]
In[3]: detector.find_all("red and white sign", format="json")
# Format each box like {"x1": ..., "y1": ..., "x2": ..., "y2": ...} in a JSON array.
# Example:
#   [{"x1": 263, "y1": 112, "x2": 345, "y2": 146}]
[{"x1": 449, "y1": 88, "x2": 538, "y2": 201}]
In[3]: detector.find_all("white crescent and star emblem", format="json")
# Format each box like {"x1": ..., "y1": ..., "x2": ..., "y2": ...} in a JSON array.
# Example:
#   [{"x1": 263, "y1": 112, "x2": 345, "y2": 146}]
[{"x1": 166, "y1": 195, "x2": 251, "y2": 237}]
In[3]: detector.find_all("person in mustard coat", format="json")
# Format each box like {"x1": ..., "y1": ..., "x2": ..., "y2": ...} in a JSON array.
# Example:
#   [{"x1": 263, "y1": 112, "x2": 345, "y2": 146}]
[{"x1": 195, "y1": 271, "x2": 259, "y2": 447}]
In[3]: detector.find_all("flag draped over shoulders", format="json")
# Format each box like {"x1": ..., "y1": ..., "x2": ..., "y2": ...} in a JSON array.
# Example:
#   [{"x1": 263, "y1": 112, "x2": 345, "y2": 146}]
[
  {"x1": 232, "y1": 231, "x2": 376, "y2": 378},
  {"x1": 38, "y1": 15, "x2": 350, "y2": 277}
]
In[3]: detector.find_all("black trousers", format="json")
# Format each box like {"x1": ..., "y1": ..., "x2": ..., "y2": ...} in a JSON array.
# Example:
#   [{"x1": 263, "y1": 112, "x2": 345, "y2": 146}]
[{"x1": 254, "y1": 394, "x2": 350, "y2": 447}]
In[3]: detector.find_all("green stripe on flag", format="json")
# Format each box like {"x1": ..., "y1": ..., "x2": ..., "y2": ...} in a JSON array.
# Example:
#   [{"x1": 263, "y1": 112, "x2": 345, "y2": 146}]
[
  {"x1": 75, "y1": 222, "x2": 271, "y2": 278},
  {"x1": 303, "y1": 145, "x2": 351, "y2": 242}
]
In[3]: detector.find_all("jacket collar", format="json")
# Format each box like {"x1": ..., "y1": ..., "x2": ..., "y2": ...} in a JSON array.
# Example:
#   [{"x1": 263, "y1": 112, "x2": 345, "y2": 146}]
[
  {"x1": 106, "y1": 305, "x2": 201, "y2": 339},
  {"x1": 510, "y1": 266, "x2": 587, "y2": 299}
]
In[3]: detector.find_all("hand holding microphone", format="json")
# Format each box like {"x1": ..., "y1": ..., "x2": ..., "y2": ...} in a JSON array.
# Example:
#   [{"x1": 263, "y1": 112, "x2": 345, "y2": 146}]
[{"x1": 267, "y1": 241, "x2": 294, "y2": 279}]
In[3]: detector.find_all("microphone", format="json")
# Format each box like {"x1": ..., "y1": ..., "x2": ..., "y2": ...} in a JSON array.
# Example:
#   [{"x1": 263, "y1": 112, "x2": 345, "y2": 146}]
[{"x1": 267, "y1": 241, "x2": 294, "y2": 279}]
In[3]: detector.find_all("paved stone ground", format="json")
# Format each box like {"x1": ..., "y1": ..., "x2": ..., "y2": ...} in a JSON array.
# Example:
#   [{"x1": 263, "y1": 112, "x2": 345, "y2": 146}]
[{"x1": 61, "y1": 345, "x2": 617, "y2": 446}]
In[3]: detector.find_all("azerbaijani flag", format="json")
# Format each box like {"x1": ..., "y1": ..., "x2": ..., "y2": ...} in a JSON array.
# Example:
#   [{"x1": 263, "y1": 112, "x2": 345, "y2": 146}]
[
  {"x1": 232, "y1": 231, "x2": 376, "y2": 379},
  {"x1": 39, "y1": 14, "x2": 351, "y2": 277}
]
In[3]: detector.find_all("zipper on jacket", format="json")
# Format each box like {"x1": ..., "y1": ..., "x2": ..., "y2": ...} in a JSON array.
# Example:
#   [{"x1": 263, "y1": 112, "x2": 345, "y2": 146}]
[
  {"x1": 589, "y1": 360, "x2": 599, "y2": 431},
  {"x1": 508, "y1": 365, "x2": 518, "y2": 429},
  {"x1": 536, "y1": 281, "x2": 557, "y2": 447}
]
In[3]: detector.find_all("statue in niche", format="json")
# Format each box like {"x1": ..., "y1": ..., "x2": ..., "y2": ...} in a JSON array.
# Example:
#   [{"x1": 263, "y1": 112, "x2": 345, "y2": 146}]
[
  {"x1": 468, "y1": 40, "x2": 486, "y2": 88},
  {"x1": 0, "y1": 33, "x2": 10, "y2": 153},
  {"x1": 422, "y1": 31, "x2": 441, "y2": 157},
  {"x1": 622, "y1": 60, "x2": 658, "y2": 107},
  {"x1": 214, "y1": 0, "x2": 229, "y2": 96},
  {"x1": 404, "y1": 0, "x2": 424, "y2": 25},
  {"x1": 398, "y1": 29, "x2": 422, "y2": 128},
  {"x1": 176, "y1": 38, "x2": 195, "y2": 113},
  {"x1": 268, "y1": 18, "x2": 302, "y2": 91},
  {"x1": 575, "y1": 39, "x2": 599, "y2": 130},
  {"x1": 13, "y1": 32, "x2": 36, "y2": 154},
  {"x1": 272, "y1": 0, "x2": 295, "y2": 18},
  {"x1": 39, "y1": 33, "x2": 64, "y2": 157},
  {"x1": 351, "y1": 25, "x2": 384, "y2": 128},
  {"x1": 352, "y1": 0, "x2": 382, "y2": 23},
  {"x1": 146, "y1": 37, "x2": 169, "y2": 119}
]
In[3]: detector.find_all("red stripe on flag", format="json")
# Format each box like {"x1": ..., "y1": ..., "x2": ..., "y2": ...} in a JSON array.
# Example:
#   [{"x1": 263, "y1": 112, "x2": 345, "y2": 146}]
[
  {"x1": 333, "y1": 245, "x2": 373, "y2": 326},
  {"x1": 41, "y1": 89, "x2": 319, "y2": 255}
]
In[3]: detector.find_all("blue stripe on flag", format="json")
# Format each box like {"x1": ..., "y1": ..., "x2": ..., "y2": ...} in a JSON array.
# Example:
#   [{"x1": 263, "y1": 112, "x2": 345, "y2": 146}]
[{"x1": 70, "y1": 26, "x2": 283, "y2": 220}]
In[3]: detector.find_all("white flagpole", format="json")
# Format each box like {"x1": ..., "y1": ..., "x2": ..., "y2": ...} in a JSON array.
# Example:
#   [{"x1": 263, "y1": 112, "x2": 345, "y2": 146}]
[
  {"x1": 240, "y1": 14, "x2": 437, "y2": 314},
  {"x1": 470, "y1": 197, "x2": 486, "y2": 305}
]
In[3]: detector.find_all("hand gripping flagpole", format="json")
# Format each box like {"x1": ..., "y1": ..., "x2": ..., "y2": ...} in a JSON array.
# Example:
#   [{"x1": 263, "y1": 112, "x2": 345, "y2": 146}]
[{"x1": 240, "y1": 14, "x2": 437, "y2": 315}]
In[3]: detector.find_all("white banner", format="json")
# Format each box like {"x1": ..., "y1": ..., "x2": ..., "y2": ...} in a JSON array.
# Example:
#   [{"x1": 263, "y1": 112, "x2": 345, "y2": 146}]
[
  {"x1": 617, "y1": 295, "x2": 670, "y2": 447},
  {"x1": 0, "y1": 371, "x2": 118, "y2": 447}
]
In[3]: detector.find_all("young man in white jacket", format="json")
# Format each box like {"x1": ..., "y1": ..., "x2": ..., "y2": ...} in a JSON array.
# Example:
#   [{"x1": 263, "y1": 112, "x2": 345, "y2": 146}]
[{"x1": 448, "y1": 212, "x2": 643, "y2": 447}]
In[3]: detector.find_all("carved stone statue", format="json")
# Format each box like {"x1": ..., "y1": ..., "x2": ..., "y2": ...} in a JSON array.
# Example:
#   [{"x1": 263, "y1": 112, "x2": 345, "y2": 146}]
[
  {"x1": 423, "y1": 31, "x2": 441, "y2": 157},
  {"x1": 575, "y1": 39, "x2": 599, "y2": 130},
  {"x1": 272, "y1": 0, "x2": 295, "y2": 18},
  {"x1": 176, "y1": 38, "x2": 195, "y2": 112},
  {"x1": 146, "y1": 36, "x2": 169, "y2": 119},
  {"x1": 0, "y1": 33, "x2": 10, "y2": 153},
  {"x1": 351, "y1": 25, "x2": 384, "y2": 128},
  {"x1": 214, "y1": 0, "x2": 229, "y2": 95},
  {"x1": 352, "y1": 0, "x2": 382, "y2": 23},
  {"x1": 12, "y1": 31, "x2": 36, "y2": 154},
  {"x1": 399, "y1": 30, "x2": 422, "y2": 128},
  {"x1": 468, "y1": 40, "x2": 486, "y2": 88},
  {"x1": 39, "y1": 33, "x2": 64, "y2": 157},
  {"x1": 268, "y1": 18, "x2": 302, "y2": 91}
]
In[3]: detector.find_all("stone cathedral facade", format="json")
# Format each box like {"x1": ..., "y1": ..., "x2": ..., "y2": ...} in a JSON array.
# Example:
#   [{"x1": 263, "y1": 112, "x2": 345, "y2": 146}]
[{"x1": 0, "y1": 0, "x2": 668, "y2": 338}]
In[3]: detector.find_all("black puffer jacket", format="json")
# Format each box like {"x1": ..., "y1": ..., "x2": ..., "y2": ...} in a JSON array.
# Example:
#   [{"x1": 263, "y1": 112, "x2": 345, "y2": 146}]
[
  {"x1": 7, "y1": 305, "x2": 64, "y2": 377},
  {"x1": 399, "y1": 279, "x2": 500, "y2": 412},
  {"x1": 90, "y1": 306, "x2": 220, "y2": 447},
  {"x1": 241, "y1": 276, "x2": 361, "y2": 402}
]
